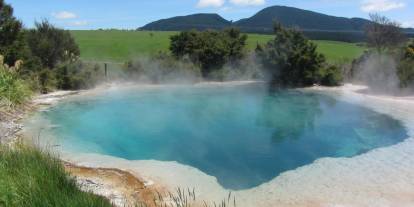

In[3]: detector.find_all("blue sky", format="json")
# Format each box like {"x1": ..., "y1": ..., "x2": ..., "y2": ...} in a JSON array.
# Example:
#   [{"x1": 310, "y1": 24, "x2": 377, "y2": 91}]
[{"x1": 6, "y1": 0, "x2": 414, "y2": 30}]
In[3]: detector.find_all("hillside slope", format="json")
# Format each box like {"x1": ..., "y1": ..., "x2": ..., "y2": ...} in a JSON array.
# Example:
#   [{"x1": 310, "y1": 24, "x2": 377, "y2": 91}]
[
  {"x1": 141, "y1": 13, "x2": 231, "y2": 31},
  {"x1": 139, "y1": 5, "x2": 414, "y2": 41},
  {"x1": 234, "y1": 6, "x2": 371, "y2": 32}
]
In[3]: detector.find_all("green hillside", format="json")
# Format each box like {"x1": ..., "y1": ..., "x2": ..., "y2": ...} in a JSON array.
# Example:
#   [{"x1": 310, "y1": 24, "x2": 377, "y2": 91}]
[{"x1": 70, "y1": 30, "x2": 365, "y2": 63}]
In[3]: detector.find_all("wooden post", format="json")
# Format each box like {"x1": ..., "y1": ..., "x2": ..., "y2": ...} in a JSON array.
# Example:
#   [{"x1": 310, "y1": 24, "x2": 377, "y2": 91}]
[{"x1": 104, "y1": 63, "x2": 108, "y2": 79}]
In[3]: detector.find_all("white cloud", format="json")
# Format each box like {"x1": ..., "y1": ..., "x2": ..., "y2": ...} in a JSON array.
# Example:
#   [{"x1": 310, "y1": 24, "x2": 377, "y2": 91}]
[
  {"x1": 197, "y1": 0, "x2": 225, "y2": 8},
  {"x1": 229, "y1": 0, "x2": 265, "y2": 6},
  {"x1": 67, "y1": 21, "x2": 88, "y2": 26},
  {"x1": 361, "y1": 0, "x2": 405, "y2": 12},
  {"x1": 51, "y1": 11, "x2": 77, "y2": 19}
]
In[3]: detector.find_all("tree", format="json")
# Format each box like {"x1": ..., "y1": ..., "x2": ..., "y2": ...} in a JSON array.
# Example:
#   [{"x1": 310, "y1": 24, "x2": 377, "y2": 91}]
[
  {"x1": 26, "y1": 21, "x2": 80, "y2": 69},
  {"x1": 223, "y1": 28, "x2": 247, "y2": 63},
  {"x1": 169, "y1": 30, "x2": 199, "y2": 60},
  {"x1": 0, "y1": 0, "x2": 29, "y2": 66},
  {"x1": 169, "y1": 28, "x2": 247, "y2": 78},
  {"x1": 256, "y1": 24, "x2": 327, "y2": 87},
  {"x1": 397, "y1": 40, "x2": 414, "y2": 88},
  {"x1": 365, "y1": 14, "x2": 406, "y2": 53}
]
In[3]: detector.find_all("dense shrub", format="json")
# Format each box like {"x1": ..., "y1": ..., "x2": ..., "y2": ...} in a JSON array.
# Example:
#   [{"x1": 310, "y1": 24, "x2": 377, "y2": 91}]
[
  {"x1": 26, "y1": 21, "x2": 80, "y2": 69},
  {"x1": 1, "y1": 0, "x2": 94, "y2": 93},
  {"x1": 208, "y1": 53, "x2": 264, "y2": 81},
  {"x1": 0, "y1": 55, "x2": 31, "y2": 107},
  {"x1": 403, "y1": 40, "x2": 414, "y2": 59},
  {"x1": 123, "y1": 52, "x2": 201, "y2": 83},
  {"x1": 397, "y1": 59, "x2": 414, "y2": 88},
  {"x1": 256, "y1": 24, "x2": 341, "y2": 87},
  {"x1": 55, "y1": 61, "x2": 102, "y2": 90},
  {"x1": 170, "y1": 28, "x2": 247, "y2": 78},
  {"x1": 318, "y1": 65, "x2": 343, "y2": 86},
  {"x1": 397, "y1": 41, "x2": 414, "y2": 88}
]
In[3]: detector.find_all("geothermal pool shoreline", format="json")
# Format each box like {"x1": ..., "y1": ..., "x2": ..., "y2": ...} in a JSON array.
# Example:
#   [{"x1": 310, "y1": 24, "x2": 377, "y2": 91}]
[{"x1": 23, "y1": 82, "x2": 414, "y2": 207}]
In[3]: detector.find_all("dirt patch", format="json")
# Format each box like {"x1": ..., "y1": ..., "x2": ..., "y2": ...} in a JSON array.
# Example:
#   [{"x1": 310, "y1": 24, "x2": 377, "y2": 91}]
[{"x1": 65, "y1": 162, "x2": 159, "y2": 207}]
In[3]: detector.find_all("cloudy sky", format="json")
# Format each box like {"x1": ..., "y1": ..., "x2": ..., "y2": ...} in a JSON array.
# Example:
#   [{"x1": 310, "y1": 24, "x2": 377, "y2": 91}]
[{"x1": 6, "y1": 0, "x2": 414, "y2": 29}]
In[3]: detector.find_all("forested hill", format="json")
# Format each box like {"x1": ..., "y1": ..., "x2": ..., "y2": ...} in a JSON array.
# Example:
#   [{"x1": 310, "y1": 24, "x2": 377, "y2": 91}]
[
  {"x1": 140, "y1": 5, "x2": 414, "y2": 42},
  {"x1": 141, "y1": 13, "x2": 231, "y2": 31},
  {"x1": 234, "y1": 6, "x2": 371, "y2": 32}
]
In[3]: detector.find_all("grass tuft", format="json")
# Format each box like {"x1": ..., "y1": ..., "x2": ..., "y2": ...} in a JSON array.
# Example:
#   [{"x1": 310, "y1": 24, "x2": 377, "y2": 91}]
[
  {"x1": 0, "y1": 56, "x2": 31, "y2": 108},
  {"x1": 0, "y1": 144, "x2": 113, "y2": 207}
]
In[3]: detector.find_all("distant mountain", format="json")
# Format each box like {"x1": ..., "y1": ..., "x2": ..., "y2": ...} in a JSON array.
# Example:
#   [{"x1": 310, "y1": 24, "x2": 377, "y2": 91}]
[
  {"x1": 405, "y1": 28, "x2": 414, "y2": 33},
  {"x1": 141, "y1": 13, "x2": 231, "y2": 31},
  {"x1": 140, "y1": 5, "x2": 414, "y2": 42},
  {"x1": 234, "y1": 6, "x2": 371, "y2": 33}
]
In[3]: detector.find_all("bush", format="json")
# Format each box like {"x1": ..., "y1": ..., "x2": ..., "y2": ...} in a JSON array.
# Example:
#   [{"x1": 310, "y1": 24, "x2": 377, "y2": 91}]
[
  {"x1": 256, "y1": 24, "x2": 332, "y2": 87},
  {"x1": 0, "y1": 55, "x2": 31, "y2": 107},
  {"x1": 26, "y1": 21, "x2": 80, "y2": 69},
  {"x1": 170, "y1": 28, "x2": 247, "y2": 78},
  {"x1": 123, "y1": 52, "x2": 201, "y2": 83},
  {"x1": 55, "y1": 61, "x2": 103, "y2": 90},
  {"x1": 397, "y1": 59, "x2": 414, "y2": 88},
  {"x1": 0, "y1": 144, "x2": 112, "y2": 207},
  {"x1": 1, "y1": 2, "x2": 90, "y2": 93},
  {"x1": 318, "y1": 65, "x2": 343, "y2": 86},
  {"x1": 37, "y1": 69, "x2": 56, "y2": 94},
  {"x1": 403, "y1": 40, "x2": 414, "y2": 59},
  {"x1": 21, "y1": 20, "x2": 89, "y2": 92},
  {"x1": 397, "y1": 41, "x2": 414, "y2": 88}
]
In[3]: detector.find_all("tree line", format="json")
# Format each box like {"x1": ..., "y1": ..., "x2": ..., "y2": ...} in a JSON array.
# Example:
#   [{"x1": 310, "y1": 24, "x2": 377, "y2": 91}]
[
  {"x1": 165, "y1": 13, "x2": 414, "y2": 90},
  {"x1": 166, "y1": 24, "x2": 342, "y2": 87},
  {"x1": 0, "y1": 0, "x2": 102, "y2": 99}
]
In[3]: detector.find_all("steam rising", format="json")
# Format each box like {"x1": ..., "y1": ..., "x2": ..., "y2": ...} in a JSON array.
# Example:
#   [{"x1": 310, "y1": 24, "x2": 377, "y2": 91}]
[
  {"x1": 352, "y1": 53, "x2": 401, "y2": 94},
  {"x1": 118, "y1": 53, "x2": 263, "y2": 85}
]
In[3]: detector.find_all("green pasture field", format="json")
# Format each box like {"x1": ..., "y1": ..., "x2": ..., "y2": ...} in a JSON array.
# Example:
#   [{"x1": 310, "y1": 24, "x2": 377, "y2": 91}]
[{"x1": 70, "y1": 30, "x2": 365, "y2": 63}]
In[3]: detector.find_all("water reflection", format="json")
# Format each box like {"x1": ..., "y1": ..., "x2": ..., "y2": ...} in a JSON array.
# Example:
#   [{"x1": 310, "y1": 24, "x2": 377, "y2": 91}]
[{"x1": 257, "y1": 91, "x2": 328, "y2": 143}]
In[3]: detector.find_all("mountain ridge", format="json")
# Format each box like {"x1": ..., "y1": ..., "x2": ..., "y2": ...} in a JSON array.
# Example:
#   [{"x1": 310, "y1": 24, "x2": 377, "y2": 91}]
[{"x1": 140, "y1": 5, "x2": 414, "y2": 36}]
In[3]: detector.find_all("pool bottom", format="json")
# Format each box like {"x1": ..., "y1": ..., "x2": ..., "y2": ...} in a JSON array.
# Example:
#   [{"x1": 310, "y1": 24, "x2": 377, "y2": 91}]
[{"x1": 25, "y1": 84, "x2": 414, "y2": 207}]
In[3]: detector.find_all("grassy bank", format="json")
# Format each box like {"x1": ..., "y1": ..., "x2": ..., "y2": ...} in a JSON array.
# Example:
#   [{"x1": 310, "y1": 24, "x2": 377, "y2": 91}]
[
  {"x1": 70, "y1": 30, "x2": 365, "y2": 63},
  {"x1": 0, "y1": 145, "x2": 112, "y2": 207}
]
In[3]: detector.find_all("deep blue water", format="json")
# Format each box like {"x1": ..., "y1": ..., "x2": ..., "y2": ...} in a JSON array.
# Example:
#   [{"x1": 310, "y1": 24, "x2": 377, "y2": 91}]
[{"x1": 40, "y1": 84, "x2": 408, "y2": 190}]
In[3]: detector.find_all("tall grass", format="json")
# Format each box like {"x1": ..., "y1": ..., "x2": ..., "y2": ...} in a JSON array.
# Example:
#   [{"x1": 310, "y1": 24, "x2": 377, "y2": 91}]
[
  {"x1": 0, "y1": 144, "x2": 113, "y2": 207},
  {"x1": 0, "y1": 144, "x2": 237, "y2": 207},
  {"x1": 0, "y1": 55, "x2": 31, "y2": 108},
  {"x1": 138, "y1": 188, "x2": 237, "y2": 207}
]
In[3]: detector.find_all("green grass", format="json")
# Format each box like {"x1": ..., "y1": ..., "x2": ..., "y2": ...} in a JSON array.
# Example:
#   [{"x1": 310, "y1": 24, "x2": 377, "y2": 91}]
[
  {"x1": 0, "y1": 145, "x2": 113, "y2": 207},
  {"x1": 71, "y1": 30, "x2": 176, "y2": 62},
  {"x1": 246, "y1": 33, "x2": 366, "y2": 63},
  {"x1": 71, "y1": 30, "x2": 366, "y2": 63}
]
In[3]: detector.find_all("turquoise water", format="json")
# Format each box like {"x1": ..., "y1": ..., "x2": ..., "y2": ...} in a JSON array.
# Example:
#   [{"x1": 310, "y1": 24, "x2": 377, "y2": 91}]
[{"x1": 39, "y1": 84, "x2": 407, "y2": 190}]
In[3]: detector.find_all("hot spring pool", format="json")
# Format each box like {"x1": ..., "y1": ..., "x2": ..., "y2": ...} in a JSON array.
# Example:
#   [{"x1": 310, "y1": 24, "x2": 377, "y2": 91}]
[{"x1": 34, "y1": 83, "x2": 408, "y2": 190}]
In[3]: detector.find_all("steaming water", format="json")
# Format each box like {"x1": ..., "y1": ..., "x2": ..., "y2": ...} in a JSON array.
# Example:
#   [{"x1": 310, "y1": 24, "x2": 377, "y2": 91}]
[{"x1": 36, "y1": 84, "x2": 408, "y2": 190}]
